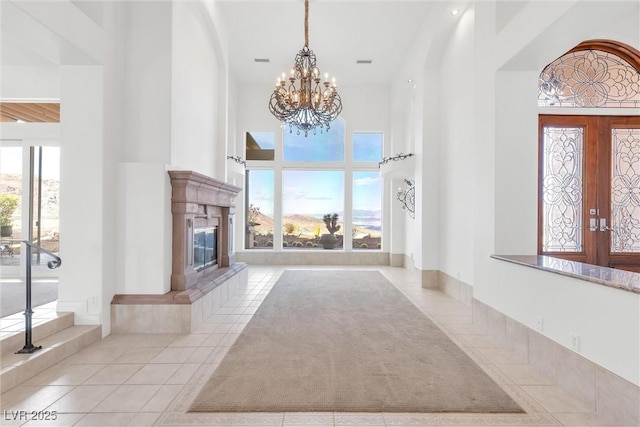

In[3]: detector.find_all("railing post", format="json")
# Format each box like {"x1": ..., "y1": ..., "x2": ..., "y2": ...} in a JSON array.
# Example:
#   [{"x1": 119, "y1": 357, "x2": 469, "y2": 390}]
[
  {"x1": 16, "y1": 241, "x2": 42, "y2": 354},
  {"x1": 14, "y1": 240, "x2": 61, "y2": 354}
]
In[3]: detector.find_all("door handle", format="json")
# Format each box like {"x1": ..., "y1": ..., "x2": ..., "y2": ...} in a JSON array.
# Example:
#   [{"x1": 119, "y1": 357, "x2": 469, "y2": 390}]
[
  {"x1": 599, "y1": 218, "x2": 614, "y2": 232},
  {"x1": 589, "y1": 218, "x2": 598, "y2": 231}
]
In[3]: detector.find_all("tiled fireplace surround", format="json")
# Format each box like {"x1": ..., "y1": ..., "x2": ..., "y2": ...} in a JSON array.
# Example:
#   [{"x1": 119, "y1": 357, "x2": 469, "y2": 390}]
[{"x1": 111, "y1": 171, "x2": 248, "y2": 334}]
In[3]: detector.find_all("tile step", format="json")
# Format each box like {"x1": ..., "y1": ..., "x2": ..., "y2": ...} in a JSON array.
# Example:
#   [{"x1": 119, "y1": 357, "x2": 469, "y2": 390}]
[
  {"x1": 0, "y1": 324, "x2": 101, "y2": 393},
  {"x1": 1, "y1": 312, "x2": 74, "y2": 356}
]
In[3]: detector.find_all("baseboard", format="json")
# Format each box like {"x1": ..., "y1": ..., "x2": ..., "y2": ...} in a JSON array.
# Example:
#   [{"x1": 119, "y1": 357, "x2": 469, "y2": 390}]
[
  {"x1": 437, "y1": 271, "x2": 473, "y2": 307},
  {"x1": 472, "y1": 298, "x2": 640, "y2": 426},
  {"x1": 236, "y1": 251, "x2": 390, "y2": 265}
]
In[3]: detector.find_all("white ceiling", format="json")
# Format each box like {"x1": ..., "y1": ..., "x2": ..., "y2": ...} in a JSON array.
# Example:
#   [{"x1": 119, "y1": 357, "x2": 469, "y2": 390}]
[
  {"x1": 216, "y1": 1, "x2": 438, "y2": 85},
  {"x1": 0, "y1": 1, "x2": 457, "y2": 86}
]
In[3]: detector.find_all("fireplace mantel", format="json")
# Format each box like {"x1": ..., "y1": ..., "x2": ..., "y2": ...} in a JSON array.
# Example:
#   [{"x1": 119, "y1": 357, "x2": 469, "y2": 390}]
[{"x1": 168, "y1": 170, "x2": 242, "y2": 291}]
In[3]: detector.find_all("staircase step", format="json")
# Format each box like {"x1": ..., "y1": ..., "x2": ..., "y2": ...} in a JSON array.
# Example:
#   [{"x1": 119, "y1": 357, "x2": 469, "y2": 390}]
[
  {"x1": 1, "y1": 311, "x2": 74, "y2": 356},
  {"x1": 0, "y1": 324, "x2": 101, "y2": 393}
]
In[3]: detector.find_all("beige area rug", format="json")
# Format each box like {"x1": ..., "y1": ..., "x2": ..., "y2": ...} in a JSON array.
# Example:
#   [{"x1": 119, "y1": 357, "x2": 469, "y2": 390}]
[{"x1": 189, "y1": 270, "x2": 524, "y2": 413}]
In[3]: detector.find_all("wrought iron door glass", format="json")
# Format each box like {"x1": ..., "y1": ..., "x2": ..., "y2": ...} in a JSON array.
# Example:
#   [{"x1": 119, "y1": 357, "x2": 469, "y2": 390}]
[{"x1": 541, "y1": 127, "x2": 584, "y2": 252}]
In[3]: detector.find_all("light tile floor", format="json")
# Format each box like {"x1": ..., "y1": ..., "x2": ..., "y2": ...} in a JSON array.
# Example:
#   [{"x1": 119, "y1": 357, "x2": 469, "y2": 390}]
[{"x1": 0, "y1": 266, "x2": 616, "y2": 426}]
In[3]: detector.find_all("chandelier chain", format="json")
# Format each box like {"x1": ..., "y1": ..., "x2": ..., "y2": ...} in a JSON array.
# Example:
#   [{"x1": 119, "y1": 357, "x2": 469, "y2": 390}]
[{"x1": 304, "y1": 0, "x2": 309, "y2": 47}]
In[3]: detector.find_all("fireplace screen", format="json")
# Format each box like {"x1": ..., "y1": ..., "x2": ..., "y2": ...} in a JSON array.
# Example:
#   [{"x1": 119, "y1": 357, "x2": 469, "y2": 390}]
[{"x1": 194, "y1": 226, "x2": 217, "y2": 271}]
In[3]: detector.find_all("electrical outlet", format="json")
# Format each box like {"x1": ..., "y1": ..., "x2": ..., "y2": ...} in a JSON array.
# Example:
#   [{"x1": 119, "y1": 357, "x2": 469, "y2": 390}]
[
  {"x1": 570, "y1": 333, "x2": 581, "y2": 352},
  {"x1": 535, "y1": 315, "x2": 544, "y2": 332}
]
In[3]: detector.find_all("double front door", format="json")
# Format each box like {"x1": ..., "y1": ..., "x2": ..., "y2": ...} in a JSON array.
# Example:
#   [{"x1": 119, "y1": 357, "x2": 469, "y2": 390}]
[{"x1": 539, "y1": 115, "x2": 640, "y2": 272}]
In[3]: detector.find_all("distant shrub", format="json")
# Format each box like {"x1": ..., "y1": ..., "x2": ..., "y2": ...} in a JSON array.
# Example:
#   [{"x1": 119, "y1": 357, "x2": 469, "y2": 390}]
[
  {"x1": 360, "y1": 243, "x2": 369, "y2": 249},
  {"x1": 283, "y1": 223, "x2": 297, "y2": 235},
  {"x1": 313, "y1": 243, "x2": 318, "y2": 248},
  {"x1": 377, "y1": 243, "x2": 382, "y2": 249},
  {"x1": 283, "y1": 241, "x2": 289, "y2": 247},
  {"x1": 294, "y1": 241, "x2": 303, "y2": 247},
  {"x1": 305, "y1": 241, "x2": 314, "y2": 247},
  {"x1": 267, "y1": 241, "x2": 273, "y2": 247}
]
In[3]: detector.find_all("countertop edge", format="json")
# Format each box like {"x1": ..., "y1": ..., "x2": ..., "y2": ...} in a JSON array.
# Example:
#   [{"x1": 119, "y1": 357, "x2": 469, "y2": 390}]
[{"x1": 491, "y1": 254, "x2": 640, "y2": 294}]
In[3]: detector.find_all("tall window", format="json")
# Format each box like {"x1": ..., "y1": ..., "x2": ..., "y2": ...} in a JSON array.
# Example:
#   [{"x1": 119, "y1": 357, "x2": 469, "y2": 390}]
[
  {"x1": 283, "y1": 171, "x2": 344, "y2": 249},
  {"x1": 352, "y1": 133, "x2": 383, "y2": 249},
  {"x1": 246, "y1": 169, "x2": 274, "y2": 249},
  {"x1": 538, "y1": 40, "x2": 640, "y2": 272},
  {"x1": 352, "y1": 171, "x2": 382, "y2": 250},
  {"x1": 245, "y1": 118, "x2": 383, "y2": 251}
]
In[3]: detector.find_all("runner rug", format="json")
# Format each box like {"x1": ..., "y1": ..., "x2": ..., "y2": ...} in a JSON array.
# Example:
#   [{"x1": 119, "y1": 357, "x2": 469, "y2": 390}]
[{"x1": 189, "y1": 270, "x2": 524, "y2": 413}]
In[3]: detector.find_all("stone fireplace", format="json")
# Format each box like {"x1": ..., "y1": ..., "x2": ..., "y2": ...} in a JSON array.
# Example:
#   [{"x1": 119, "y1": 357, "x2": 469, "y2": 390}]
[
  {"x1": 111, "y1": 171, "x2": 248, "y2": 334},
  {"x1": 168, "y1": 170, "x2": 240, "y2": 291}
]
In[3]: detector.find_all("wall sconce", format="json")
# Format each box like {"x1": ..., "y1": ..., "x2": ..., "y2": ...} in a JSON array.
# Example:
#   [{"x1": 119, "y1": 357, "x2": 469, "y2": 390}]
[
  {"x1": 379, "y1": 152, "x2": 414, "y2": 167},
  {"x1": 397, "y1": 179, "x2": 415, "y2": 218},
  {"x1": 226, "y1": 155, "x2": 246, "y2": 167}
]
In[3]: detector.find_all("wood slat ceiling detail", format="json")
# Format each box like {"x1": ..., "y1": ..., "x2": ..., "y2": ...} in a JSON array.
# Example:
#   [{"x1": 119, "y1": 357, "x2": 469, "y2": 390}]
[{"x1": 0, "y1": 103, "x2": 60, "y2": 123}]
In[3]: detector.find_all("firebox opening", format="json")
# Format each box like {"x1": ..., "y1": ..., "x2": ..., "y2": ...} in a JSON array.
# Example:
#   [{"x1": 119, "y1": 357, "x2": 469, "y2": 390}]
[{"x1": 194, "y1": 226, "x2": 218, "y2": 271}]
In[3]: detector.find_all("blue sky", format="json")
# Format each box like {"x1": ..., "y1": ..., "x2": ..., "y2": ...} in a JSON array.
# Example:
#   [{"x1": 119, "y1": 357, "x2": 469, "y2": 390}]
[
  {"x1": 249, "y1": 170, "x2": 381, "y2": 217},
  {"x1": 283, "y1": 118, "x2": 345, "y2": 162},
  {"x1": 283, "y1": 171, "x2": 344, "y2": 215},
  {"x1": 247, "y1": 124, "x2": 382, "y2": 217}
]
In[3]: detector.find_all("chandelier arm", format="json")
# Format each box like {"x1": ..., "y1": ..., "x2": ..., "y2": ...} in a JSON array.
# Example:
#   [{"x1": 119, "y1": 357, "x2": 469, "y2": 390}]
[{"x1": 304, "y1": 0, "x2": 309, "y2": 47}]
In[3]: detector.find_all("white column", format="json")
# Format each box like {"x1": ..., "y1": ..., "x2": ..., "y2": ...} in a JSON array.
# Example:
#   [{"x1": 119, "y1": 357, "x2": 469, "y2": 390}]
[
  {"x1": 115, "y1": 162, "x2": 172, "y2": 295},
  {"x1": 115, "y1": 1, "x2": 173, "y2": 296},
  {"x1": 57, "y1": 65, "x2": 105, "y2": 328},
  {"x1": 472, "y1": 1, "x2": 497, "y2": 301}
]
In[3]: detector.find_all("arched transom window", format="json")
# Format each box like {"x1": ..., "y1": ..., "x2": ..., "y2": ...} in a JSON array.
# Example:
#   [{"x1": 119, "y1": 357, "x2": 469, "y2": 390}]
[{"x1": 538, "y1": 40, "x2": 640, "y2": 108}]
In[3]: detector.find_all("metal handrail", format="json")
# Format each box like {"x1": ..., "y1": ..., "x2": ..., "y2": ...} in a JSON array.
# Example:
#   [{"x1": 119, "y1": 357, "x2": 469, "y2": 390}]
[{"x1": 3, "y1": 240, "x2": 63, "y2": 354}]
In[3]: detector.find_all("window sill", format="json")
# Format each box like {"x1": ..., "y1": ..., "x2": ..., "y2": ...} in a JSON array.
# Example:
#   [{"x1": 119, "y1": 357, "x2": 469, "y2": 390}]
[{"x1": 490, "y1": 254, "x2": 640, "y2": 294}]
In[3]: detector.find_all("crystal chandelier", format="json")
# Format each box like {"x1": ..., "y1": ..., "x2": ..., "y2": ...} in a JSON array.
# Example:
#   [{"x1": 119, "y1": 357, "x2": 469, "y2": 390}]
[{"x1": 268, "y1": 0, "x2": 342, "y2": 136}]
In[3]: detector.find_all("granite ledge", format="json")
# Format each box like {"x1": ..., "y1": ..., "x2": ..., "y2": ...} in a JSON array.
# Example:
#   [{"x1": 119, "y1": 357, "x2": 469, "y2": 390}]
[
  {"x1": 491, "y1": 255, "x2": 640, "y2": 294},
  {"x1": 111, "y1": 262, "x2": 248, "y2": 305}
]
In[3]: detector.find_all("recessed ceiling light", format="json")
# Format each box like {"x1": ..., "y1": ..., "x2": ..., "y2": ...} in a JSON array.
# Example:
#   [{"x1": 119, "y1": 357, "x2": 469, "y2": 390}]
[
  {"x1": 356, "y1": 59, "x2": 373, "y2": 64},
  {"x1": 254, "y1": 58, "x2": 270, "y2": 63},
  {"x1": 407, "y1": 79, "x2": 413, "y2": 83},
  {"x1": 450, "y1": 9, "x2": 459, "y2": 16}
]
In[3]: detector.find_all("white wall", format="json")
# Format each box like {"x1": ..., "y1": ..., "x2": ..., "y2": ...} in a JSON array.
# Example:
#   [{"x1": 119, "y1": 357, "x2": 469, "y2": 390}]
[
  {"x1": 115, "y1": 1, "x2": 229, "y2": 296},
  {"x1": 116, "y1": 162, "x2": 171, "y2": 295},
  {"x1": 389, "y1": 2, "x2": 465, "y2": 270},
  {"x1": 171, "y1": 1, "x2": 221, "y2": 179},
  {"x1": 121, "y1": 1, "x2": 172, "y2": 164},
  {"x1": 0, "y1": 66, "x2": 60, "y2": 100},
  {"x1": 437, "y1": 8, "x2": 475, "y2": 284},
  {"x1": 488, "y1": 260, "x2": 640, "y2": 385},
  {"x1": 494, "y1": 70, "x2": 538, "y2": 255},
  {"x1": 114, "y1": 1, "x2": 173, "y2": 296},
  {"x1": 58, "y1": 66, "x2": 105, "y2": 327},
  {"x1": 100, "y1": 1, "x2": 127, "y2": 336}
]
